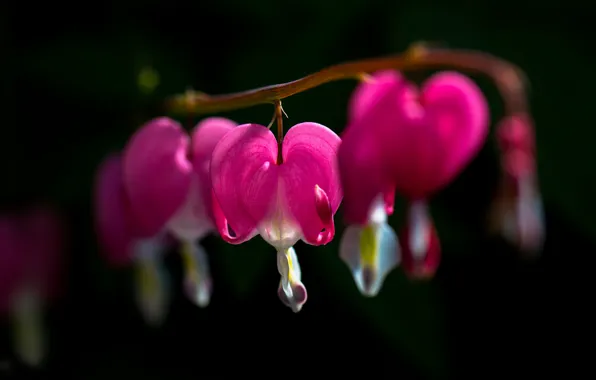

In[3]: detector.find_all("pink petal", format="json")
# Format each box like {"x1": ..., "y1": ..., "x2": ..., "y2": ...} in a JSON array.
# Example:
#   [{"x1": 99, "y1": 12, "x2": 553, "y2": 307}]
[
  {"x1": 420, "y1": 72, "x2": 489, "y2": 187},
  {"x1": 400, "y1": 201, "x2": 441, "y2": 279},
  {"x1": 93, "y1": 154, "x2": 135, "y2": 266},
  {"x1": 338, "y1": 90, "x2": 398, "y2": 225},
  {"x1": 189, "y1": 117, "x2": 237, "y2": 224},
  {"x1": 383, "y1": 186, "x2": 396, "y2": 215},
  {"x1": 0, "y1": 217, "x2": 25, "y2": 312},
  {"x1": 348, "y1": 70, "x2": 404, "y2": 124},
  {"x1": 385, "y1": 72, "x2": 488, "y2": 198},
  {"x1": 123, "y1": 117, "x2": 193, "y2": 237},
  {"x1": 281, "y1": 122, "x2": 342, "y2": 245},
  {"x1": 19, "y1": 206, "x2": 65, "y2": 299},
  {"x1": 210, "y1": 124, "x2": 278, "y2": 243}
]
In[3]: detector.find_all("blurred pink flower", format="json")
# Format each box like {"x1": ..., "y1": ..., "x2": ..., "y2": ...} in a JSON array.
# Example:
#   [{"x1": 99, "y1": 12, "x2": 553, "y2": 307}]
[
  {"x1": 94, "y1": 117, "x2": 236, "y2": 324},
  {"x1": 338, "y1": 70, "x2": 489, "y2": 293},
  {"x1": 0, "y1": 205, "x2": 65, "y2": 367}
]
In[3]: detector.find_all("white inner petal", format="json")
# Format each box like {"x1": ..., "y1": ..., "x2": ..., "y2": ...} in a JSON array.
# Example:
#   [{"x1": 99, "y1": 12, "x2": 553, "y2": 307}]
[
  {"x1": 339, "y1": 193, "x2": 400, "y2": 297},
  {"x1": 167, "y1": 176, "x2": 213, "y2": 242},
  {"x1": 515, "y1": 177, "x2": 545, "y2": 252},
  {"x1": 408, "y1": 201, "x2": 430, "y2": 260},
  {"x1": 11, "y1": 286, "x2": 45, "y2": 367},
  {"x1": 181, "y1": 241, "x2": 212, "y2": 308},
  {"x1": 133, "y1": 237, "x2": 170, "y2": 326},
  {"x1": 369, "y1": 195, "x2": 388, "y2": 225},
  {"x1": 258, "y1": 181, "x2": 302, "y2": 250},
  {"x1": 277, "y1": 247, "x2": 302, "y2": 299}
]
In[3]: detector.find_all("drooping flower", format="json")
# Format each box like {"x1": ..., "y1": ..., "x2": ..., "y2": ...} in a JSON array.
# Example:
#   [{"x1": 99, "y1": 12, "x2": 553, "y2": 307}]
[
  {"x1": 94, "y1": 153, "x2": 172, "y2": 325},
  {"x1": 210, "y1": 122, "x2": 342, "y2": 312},
  {"x1": 94, "y1": 116, "x2": 236, "y2": 323},
  {"x1": 490, "y1": 114, "x2": 544, "y2": 256},
  {"x1": 338, "y1": 70, "x2": 489, "y2": 293},
  {"x1": 0, "y1": 206, "x2": 64, "y2": 367}
]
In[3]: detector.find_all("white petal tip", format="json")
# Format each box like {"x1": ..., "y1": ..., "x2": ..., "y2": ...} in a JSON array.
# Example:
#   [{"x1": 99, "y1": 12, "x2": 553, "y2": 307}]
[
  {"x1": 11, "y1": 290, "x2": 46, "y2": 368},
  {"x1": 277, "y1": 281, "x2": 307, "y2": 313},
  {"x1": 140, "y1": 303, "x2": 168, "y2": 327},
  {"x1": 354, "y1": 267, "x2": 383, "y2": 297},
  {"x1": 18, "y1": 348, "x2": 44, "y2": 368},
  {"x1": 185, "y1": 278, "x2": 212, "y2": 308},
  {"x1": 340, "y1": 223, "x2": 400, "y2": 298}
]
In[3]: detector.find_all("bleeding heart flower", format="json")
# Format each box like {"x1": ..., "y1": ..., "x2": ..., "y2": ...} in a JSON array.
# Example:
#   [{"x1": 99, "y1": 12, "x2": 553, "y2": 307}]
[
  {"x1": 122, "y1": 116, "x2": 237, "y2": 309},
  {"x1": 0, "y1": 206, "x2": 64, "y2": 367},
  {"x1": 94, "y1": 117, "x2": 235, "y2": 321},
  {"x1": 490, "y1": 114, "x2": 544, "y2": 256},
  {"x1": 210, "y1": 122, "x2": 342, "y2": 312},
  {"x1": 94, "y1": 153, "x2": 172, "y2": 325},
  {"x1": 339, "y1": 70, "x2": 489, "y2": 292}
]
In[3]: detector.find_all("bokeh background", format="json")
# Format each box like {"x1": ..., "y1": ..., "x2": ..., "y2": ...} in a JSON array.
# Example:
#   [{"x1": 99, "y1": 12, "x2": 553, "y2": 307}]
[{"x1": 2, "y1": 1, "x2": 592, "y2": 378}]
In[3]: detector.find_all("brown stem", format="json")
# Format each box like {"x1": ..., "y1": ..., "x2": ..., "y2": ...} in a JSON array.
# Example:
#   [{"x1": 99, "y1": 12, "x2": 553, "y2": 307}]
[
  {"x1": 165, "y1": 43, "x2": 530, "y2": 118},
  {"x1": 274, "y1": 100, "x2": 284, "y2": 164}
]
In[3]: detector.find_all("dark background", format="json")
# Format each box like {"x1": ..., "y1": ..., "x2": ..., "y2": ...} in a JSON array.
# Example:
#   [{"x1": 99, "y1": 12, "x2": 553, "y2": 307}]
[{"x1": 1, "y1": 1, "x2": 593, "y2": 378}]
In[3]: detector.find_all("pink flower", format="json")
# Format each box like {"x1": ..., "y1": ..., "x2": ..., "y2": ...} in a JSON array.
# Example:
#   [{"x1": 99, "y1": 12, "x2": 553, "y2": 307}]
[
  {"x1": 94, "y1": 152, "x2": 171, "y2": 325},
  {"x1": 338, "y1": 70, "x2": 489, "y2": 293},
  {"x1": 94, "y1": 117, "x2": 236, "y2": 323},
  {"x1": 0, "y1": 206, "x2": 64, "y2": 367},
  {"x1": 490, "y1": 114, "x2": 544, "y2": 256},
  {"x1": 210, "y1": 122, "x2": 342, "y2": 312}
]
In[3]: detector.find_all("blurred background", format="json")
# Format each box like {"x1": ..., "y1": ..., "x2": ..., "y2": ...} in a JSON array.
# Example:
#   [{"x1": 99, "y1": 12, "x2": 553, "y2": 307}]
[{"x1": 2, "y1": 0, "x2": 593, "y2": 378}]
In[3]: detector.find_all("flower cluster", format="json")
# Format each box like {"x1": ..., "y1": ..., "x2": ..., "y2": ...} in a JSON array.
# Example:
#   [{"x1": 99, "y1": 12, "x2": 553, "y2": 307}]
[
  {"x1": 93, "y1": 69, "x2": 542, "y2": 317},
  {"x1": 91, "y1": 46, "x2": 542, "y2": 318},
  {"x1": 94, "y1": 117, "x2": 237, "y2": 324}
]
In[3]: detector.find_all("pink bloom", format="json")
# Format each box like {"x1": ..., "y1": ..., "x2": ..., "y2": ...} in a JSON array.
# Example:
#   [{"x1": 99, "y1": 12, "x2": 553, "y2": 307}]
[
  {"x1": 94, "y1": 153, "x2": 171, "y2": 325},
  {"x1": 93, "y1": 116, "x2": 236, "y2": 322},
  {"x1": 210, "y1": 122, "x2": 341, "y2": 312},
  {"x1": 339, "y1": 70, "x2": 489, "y2": 292},
  {"x1": 0, "y1": 206, "x2": 64, "y2": 367},
  {"x1": 490, "y1": 114, "x2": 544, "y2": 255}
]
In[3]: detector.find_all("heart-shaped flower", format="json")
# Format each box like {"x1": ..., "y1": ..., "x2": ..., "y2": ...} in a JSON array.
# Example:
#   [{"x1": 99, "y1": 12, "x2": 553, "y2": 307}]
[
  {"x1": 339, "y1": 70, "x2": 489, "y2": 292},
  {"x1": 210, "y1": 122, "x2": 342, "y2": 311}
]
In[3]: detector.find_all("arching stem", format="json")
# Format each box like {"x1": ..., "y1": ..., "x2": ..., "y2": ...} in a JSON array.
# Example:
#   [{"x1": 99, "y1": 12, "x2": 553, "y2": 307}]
[{"x1": 165, "y1": 43, "x2": 530, "y2": 119}]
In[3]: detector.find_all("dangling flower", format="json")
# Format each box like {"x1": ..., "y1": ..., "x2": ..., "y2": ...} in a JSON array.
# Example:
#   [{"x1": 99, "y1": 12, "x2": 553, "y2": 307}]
[
  {"x1": 0, "y1": 206, "x2": 64, "y2": 367},
  {"x1": 94, "y1": 153, "x2": 172, "y2": 325},
  {"x1": 94, "y1": 116, "x2": 235, "y2": 322},
  {"x1": 210, "y1": 122, "x2": 342, "y2": 312},
  {"x1": 122, "y1": 116, "x2": 236, "y2": 308},
  {"x1": 338, "y1": 70, "x2": 489, "y2": 292},
  {"x1": 490, "y1": 114, "x2": 544, "y2": 256}
]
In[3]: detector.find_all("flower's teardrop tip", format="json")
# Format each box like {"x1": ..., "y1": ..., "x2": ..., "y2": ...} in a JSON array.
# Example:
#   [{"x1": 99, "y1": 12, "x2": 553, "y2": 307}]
[
  {"x1": 276, "y1": 247, "x2": 307, "y2": 313},
  {"x1": 401, "y1": 201, "x2": 441, "y2": 280},
  {"x1": 181, "y1": 242, "x2": 212, "y2": 308},
  {"x1": 277, "y1": 281, "x2": 307, "y2": 313},
  {"x1": 133, "y1": 241, "x2": 170, "y2": 326},
  {"x1": 184, "y1": 276, "x2": 212, "y2": 308},
  {"x1": 11, "y1": 289, "x2": 45, "y2": 367},
  {"x1": 490, "y1": 176, "x2": 544, "y2": 257},
  {"x1": 360, "y1": 267, "x2": 377, "y2": 296},
  {"x1": 513, "y1": 189, "x2": 545, "y2": 258},
  {"x1": 339, "y1": 219, "x2": 400, "y2": 297}
]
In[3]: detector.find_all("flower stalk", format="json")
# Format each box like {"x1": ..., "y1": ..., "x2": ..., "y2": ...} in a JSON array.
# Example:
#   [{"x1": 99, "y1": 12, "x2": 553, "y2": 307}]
[{"x1": 165, "y1": 43, "x2": 530, "y2": 118}]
